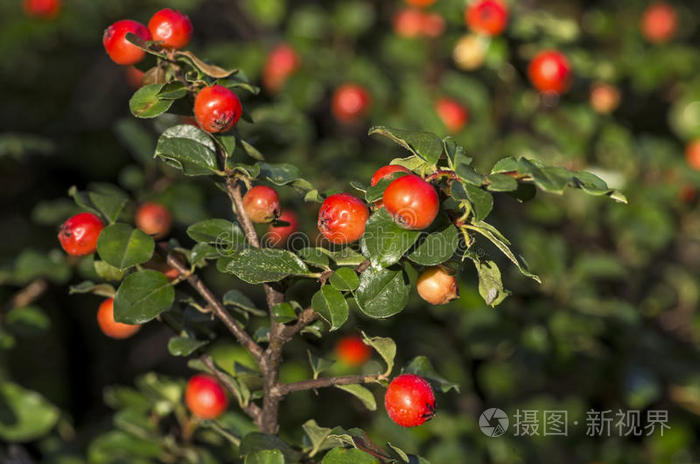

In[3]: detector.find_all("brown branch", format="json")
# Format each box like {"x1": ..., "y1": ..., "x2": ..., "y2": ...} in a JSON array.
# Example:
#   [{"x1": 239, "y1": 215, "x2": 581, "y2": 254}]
[
  {"x1": 165, "y1": 253, "x2": 263, "y2": 362},
  {"x1": 200, "y1": 355, "x2": 262, "y2": 427},
  {"x1": 10, "y1": 279, "x2": 48, "y2": 308},
  {"x1": 271, "y1": 373, "x2": 387, "y2": 397}
]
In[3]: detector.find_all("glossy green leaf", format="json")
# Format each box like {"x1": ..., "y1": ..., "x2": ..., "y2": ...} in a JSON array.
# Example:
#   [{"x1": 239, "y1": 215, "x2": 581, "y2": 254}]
[
  {"x1": 308, "y1": 351, "x2": 335, "y2": 380},
  {"x1": 97, "y1": 224, "x2": 155, "y2": 270},
  {"x1": 240, "y1": 432, "x2": 302, "y2": 463},
  {"x1": 312, "y1": 285, "x2": 349, "y2": 331},
  {"x1": 329, "y1": 268, "x2": 360, "y2": 291},
  {"x1": 223, "y1": 289, "x2": 266, "y2": 317},
  {"x1": 167, "y1": 335, "x2": 209, "y2": 356},
  {"x1": 355, "y1": 268, "x2": 409, "y2": 319},
  {"x1": 217, "y1": 248, "x2": 311, "y2": 283},
  {"x1": 360, "y1": 208, "x2": 421, "y2": 269},
  {"x1": 407, "y1": 216, "x2": 460, "y2": 266},
  {"x1": 114, "y1": 270, "x2": 175, "y2": 324},
  {"x1": 256, "y1": 162, "x2": 314, "y2": 192},
  {"x1": 154, "y1": 124, "x2": 220, "y2": 176},
  {"x1": 361, "y1": 333, "x2": 396, "y2": 375},
  {"x1": 451, "y1": 182, "x2": 493, "y2": 222},
  {"x1": 187, "y1": 218, "x2": 246, "y2": 251},
  {"x1": 369, "y1": 126, "x2": 443, "y2": 165},
  {"x1": 69, "y1": 281, "x2": 116, "y2": 298},
  {"x1": 129, "y1": 84, "x2": 174, "y2": 118},
  {"x1": 298, "y1": 247, "x2": 331, "y2": 270}
]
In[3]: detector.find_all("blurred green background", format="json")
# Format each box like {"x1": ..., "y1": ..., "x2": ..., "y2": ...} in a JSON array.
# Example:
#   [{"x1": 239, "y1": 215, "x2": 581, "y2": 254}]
[{"x1": 1, "y1": 0, "x2": 699, "y2": 463}]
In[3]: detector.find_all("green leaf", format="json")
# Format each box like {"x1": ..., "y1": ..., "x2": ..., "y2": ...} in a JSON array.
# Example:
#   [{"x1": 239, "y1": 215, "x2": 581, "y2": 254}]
[
  {"x1": 451, "y1": 182, "x2": 493, "y2": 222},
  {"x1": 271, "y1": 302, "x2": 297, "y2": 323},
  {"x1": 217, "y1": 248, "x2": 311, "y2": 284},
  {"x1": 114, "y1": 270, "x2": 175, "y2": 324},
  {"x1": 322, "y1": 447, "x2": 380, "y2": 464},
  {"x1": 245, "y1": 449, "x2": 285, "y2": 464},
  {"x1": 97, "y1": 224, "x2": 155, "y2": 270},
  {"x1": 485, "y1": 173, "x2": 518, "y2": 192},
  {"x1": 256, "y1": 162, "x2": 314, "y2": 192},
  {"x1": 69, "y1": 281, "x2": 116, "y2": 298},
  {"x1": 355, "y1": 268, "x2": 409, "y2": 319},
  {"x1": 5, "y1": 306, "x2": 50, "y2": 337},
  {"x1": 129, "y1": 84, "x2": 174, "y2": 118},
  {"x1": 360, "y1": 209, "x2": 421, "y2": 268},
  {"x1": 298, "y1": 247, "x2": 331, "y2": 270},
  {"x1": 490, "y1": 156, "x2": 627, "y2": 203},
  {"x1": 94, "y1": 260, "x2": 127, "y2": 282},
  {"x1": 329, "y1": 268, "x2": 360, "y2": 291},
  {"x1": 407, "y1": 216, "x2": 460, "y2": 266},
  {"x1": 308, "y1": 351, "x2": 335, "y2": 380},
  {"x1": 240, "y1": 432, "x2": 302, "y2": 463},
  {"x1": 157, "y1": 81, "x2": 188, "y2": 100},
  {"x1": 312, "y1": 285, "x2": 349, "y2": 331},
  {"x1": 403, "y1": 356, "x2": 460, "y2": 393},
  {"x1": 0, "y1": 381, "x2": 59, "y2": 442},
  {"x1": 167, "y1": 335, "x2": 209, "y2": 356},
  {"x1": 223, "y1": 289, "x2": 266, "y2": 317},
  {"x1": 473, "y1": 258, "x2": 510, "y2": 307},
  {"x1": 335, "y1": 385, "x2": 376, "y2": 411},
  {"x1": 361, "y1": 333, "x2": 396, "y2": 375},
  {"x1": 88, "y1": 190, "x2": 128, "y2": 224},
  {"x1": 467, "y1": 222, "x2": 541, "y2": 283},
  {"x1": 187, "y1": 218, "x2": 246, "y2": 250},
  {"x1": 154, "y1": 124, "x2": 220, "y2": 176},
  {"x1": 240, "y1": 138, "x2": 265, "y2": 161},
  {"x1": 318, "y1": 247, "x2": 367, "y2": 266},
  {"x1": 369, "y1": 126, "x2": 443, "y2": 165}
]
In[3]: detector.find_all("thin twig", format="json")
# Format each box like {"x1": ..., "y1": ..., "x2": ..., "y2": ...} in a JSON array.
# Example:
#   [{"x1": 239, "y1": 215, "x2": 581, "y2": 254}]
[
  {"x1": 271, "y1": 373, "x2": 388, "y2": 397},
  {"x1": 10, "y1": 279, "x2": 48, "y2": 308},
  {"x1": 165, "y1": 253, "x2": 263, "y2": 362}
]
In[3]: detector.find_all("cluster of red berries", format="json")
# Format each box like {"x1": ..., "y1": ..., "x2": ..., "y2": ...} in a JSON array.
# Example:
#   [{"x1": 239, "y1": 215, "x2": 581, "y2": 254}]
[
  {"x1": 103, "y1": 9, "x2": 192, "y2": 65},
  {"x1": 58, "y1": 203, "x2": 172, "y2": 257}
]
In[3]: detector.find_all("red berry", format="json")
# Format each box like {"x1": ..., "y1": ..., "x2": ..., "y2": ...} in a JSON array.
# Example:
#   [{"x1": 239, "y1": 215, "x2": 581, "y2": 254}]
[
  {"x1": 97, "y1": 298, "x2": 141, "y2": 339},
  {"x1": 335, "y1": 335, "x2": 372, "y2": 366},
  {"x1": 589, "y1": 83, "x2": 620, "y2": 114},
  {"x1": 370, "y1": 165, "x2": 410, "y2": 187},
  {"x1": 641, "y1": 3, "x2": 677, "y2": 44},
  {"x1": 262, "y1": 44, "x2": 301, "y2": 93},
  {"x1": 243, "y1": 186, "x2": 280, "y2": 223},
  {"x1": 318, "y1": 194, "x2": 369, "y2": 245},
  {"x1": 332, "y1": 84, "x2": 372, "y2": 123},
  {"x1": 148, "y1": 8, "x2": 193, "y2": 50},
  {"x1": 404, "y1": 0, "x2": 436, "y2": 7},
  {"x1": 194, "y1": 85, "x2": 242, "y2": 133},
  {"x1": 416, "y1": 267, "x2": 459, "y2": 305},
  {"x1": 58, "y1": 212, "x2": 104, "y2": 256},
  {"x1": 135, "y1": 202, "x2": 171, "y2": 238},
  {"x1": 465, "y1": 0, "x2": 509, "y2": 36},
  {"x1": 23, "y1": 0, "x2": 60, "y2": 19},
  {"x1": 383, "y1": 175, "x2": 439, "y2": 230},
  {"x1": 528, "y1": 50, "x2": 572, "y2": 95},
  {"x1": 384, "y1": 374, "x2": 436, "y2": 427},
  {"x1": 686, "y1": 140, "x2": 700, "y2": 171},
  {"x1": 266, "y1": 210, "x2": 298, "y2": 248},
  {"x1": 422, "y1": 13, "x2": 446, "y2": 38},
  {"x1": 394, "y1": 9, "x2": 425, "y2": 38},
  {"x1": 185, "y1": 374, "x2": 228, "y2": 419},
  {"x1": 435, "y1": 98, "x2": 469, "y2": 133},
  {"x1": 103, "y1": 20, "x2": 151, "y2": 66}
]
